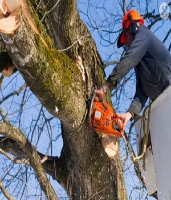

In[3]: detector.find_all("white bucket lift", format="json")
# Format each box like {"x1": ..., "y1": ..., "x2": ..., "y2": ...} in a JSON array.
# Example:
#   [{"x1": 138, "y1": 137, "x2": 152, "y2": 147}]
[
  {"x1": 0, "y1": 0, "x2": 21, "y2": 34},
  {"x1": 134, "y1": 86, "x2": 171, "y2": 200}
]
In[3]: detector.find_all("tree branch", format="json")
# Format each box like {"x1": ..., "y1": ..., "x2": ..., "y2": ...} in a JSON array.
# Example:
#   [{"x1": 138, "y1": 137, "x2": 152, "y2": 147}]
[
  {"x1": 0, "y1": 148, "x2": 30, "y2": 165},
  {"x1": 0, "y1": 136, "x2": 68, "y2": 189},
  {"x1": 0, "y1": 83, "x2": 26, "y2": 105},
  {"x1": 0, "y1": 111, "x2": 58, "y2": 200},
  {"x1": 104, "y1": 60, "x2": 120, "y2": 68},
  {"x1": 163, "y1": 28, "x2": 171, "y2": 43},
  {"x1": 0, "y1": 180, "x2": 14, "y2": 200}
]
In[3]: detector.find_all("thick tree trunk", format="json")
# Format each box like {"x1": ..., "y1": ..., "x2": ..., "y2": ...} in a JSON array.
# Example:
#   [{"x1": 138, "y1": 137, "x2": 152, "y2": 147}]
[{"x1": 0, "y1": 0, "x2": 127, "y2": 199}]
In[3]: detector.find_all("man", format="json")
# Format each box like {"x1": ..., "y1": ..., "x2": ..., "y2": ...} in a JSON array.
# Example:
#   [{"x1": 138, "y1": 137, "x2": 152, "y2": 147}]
[{"x1": 95, "y1": 10, "x2": 171, "y2": 134}]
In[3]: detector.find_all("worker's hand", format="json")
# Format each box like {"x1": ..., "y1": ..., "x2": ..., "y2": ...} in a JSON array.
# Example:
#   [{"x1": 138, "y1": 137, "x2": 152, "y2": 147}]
[
  {"x1": 94, "y1": 83, "x2": 109, "y2": 101},
  {"x1": 94, "y1": 87, "x2": 104, "y2": 101},
  {"x1": 114, "y1": 112, "x2": 132, "y2": 134}
]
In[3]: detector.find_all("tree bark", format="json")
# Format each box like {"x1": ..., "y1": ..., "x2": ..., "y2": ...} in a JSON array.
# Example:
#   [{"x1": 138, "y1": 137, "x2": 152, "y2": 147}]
[{"x1": 0, "y1": 0, "x2": 127, "y2": 199}]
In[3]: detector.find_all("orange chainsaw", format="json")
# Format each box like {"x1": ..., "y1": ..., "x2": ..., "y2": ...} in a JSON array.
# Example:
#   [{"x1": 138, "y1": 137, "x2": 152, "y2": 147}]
[
  {"x1": 89, "y1": 92, "x2": 145, "y2": 185},
  {"x1": 89, "y1": 93, "x2": 122, "y2": 138}
]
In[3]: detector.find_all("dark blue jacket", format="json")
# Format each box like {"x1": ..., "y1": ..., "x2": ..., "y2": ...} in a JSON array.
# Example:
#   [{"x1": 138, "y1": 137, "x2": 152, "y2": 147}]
[{"x1": 107, "y1": 25, "x2": 171, "y2": 116}]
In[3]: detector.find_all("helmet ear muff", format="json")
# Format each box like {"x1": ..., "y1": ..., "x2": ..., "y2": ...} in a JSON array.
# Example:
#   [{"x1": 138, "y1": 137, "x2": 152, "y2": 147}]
[
  {"x1": 127, "y1": 13, "x2": 139, "y2": 34},
  {"x1": 129, "y1": 21, "x2": 138, "y2": 34}
]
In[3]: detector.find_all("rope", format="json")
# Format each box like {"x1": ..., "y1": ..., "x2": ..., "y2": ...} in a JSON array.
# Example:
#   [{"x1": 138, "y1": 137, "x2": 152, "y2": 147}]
[
  {"x1": 122, "y1": 132, "x2": 146, "y2": 188},
  {"x1": 132, "y1": 103, "x2": 152, "y2": 170},
  {"x1": 123, "y1": 104, "x2": 152, "y2": 187}
]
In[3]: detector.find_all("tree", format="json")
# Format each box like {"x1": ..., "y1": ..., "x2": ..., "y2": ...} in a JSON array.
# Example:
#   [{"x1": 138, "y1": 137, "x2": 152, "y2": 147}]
[
  {"x1": 0, "y1": 0, "x2": 126, "y2": 199},
  {"x1": 0, "y1": 0, "x2": 170, "y2": 199}
]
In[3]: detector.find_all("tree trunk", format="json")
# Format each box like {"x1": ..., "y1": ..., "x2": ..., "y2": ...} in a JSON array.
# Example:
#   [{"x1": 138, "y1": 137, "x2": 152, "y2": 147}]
[{"x1": 0, "y1": 0, "x2": 127, "y2": 199}]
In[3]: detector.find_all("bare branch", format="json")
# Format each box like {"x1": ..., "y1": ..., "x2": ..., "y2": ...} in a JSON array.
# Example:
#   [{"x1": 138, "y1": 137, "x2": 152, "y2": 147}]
[
  {"x1": 0, "y1": 112, "x2": 59, "y2": 200},
  {"x1": 0, "y1": 180, "x2": 14, "y2": 200},
  {"x1": 8, "y1": 174, "x2": 45, "y2": 198},
  {"x1": 41, "y1": 0, "x2": 61, "y2": 21},
  {"x1": 41, "y1": 156, "x2": 48, "y2": 163},
  {"x1": 0, "y1": 148, "x2": 30, "y2": 165},
  {"x1": 0, "y1": 136, "x2": 65, "y2": 186},
  {"x1": 0, "y1": 84, "x2": 26, "y2": 105},
  {"x1": 163, "y1": 29, "x2": 171, "y2": 43},
  {"x1": 104, "y1": 60, "x2": 120, "y2": 68}
]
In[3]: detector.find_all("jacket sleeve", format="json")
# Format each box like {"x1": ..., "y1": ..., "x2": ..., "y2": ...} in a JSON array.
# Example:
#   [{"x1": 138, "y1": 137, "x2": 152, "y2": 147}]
[
  {"x1": 127, "y1": 68, "x2": 148, "y2": 117},
  {"x1": 106, "y1": 26, "x2": 149, "y2": 90}
]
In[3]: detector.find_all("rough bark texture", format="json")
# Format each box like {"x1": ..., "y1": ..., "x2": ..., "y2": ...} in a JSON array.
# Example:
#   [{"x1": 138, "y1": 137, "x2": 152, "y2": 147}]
[{"x1": 0, "y1": 0, "x2": 127, "y2": 199}]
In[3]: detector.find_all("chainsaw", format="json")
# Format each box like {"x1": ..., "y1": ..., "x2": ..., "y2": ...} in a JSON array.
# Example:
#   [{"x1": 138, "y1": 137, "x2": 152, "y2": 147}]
[
  {"x1": 89, "y1": 92, "x2": 145, "y2": 186},
  {"x1": 89, "y1": 93, "x2": 122, "y2": 138},
  {"x1": 88, "y1": 92, "x2": 138, "y2": 159}
]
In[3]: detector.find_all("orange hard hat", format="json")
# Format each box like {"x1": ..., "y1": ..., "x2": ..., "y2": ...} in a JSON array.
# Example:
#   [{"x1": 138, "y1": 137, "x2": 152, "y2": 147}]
[{"x1": 117, "y1": 10, "x2": 144, "y2": 48}]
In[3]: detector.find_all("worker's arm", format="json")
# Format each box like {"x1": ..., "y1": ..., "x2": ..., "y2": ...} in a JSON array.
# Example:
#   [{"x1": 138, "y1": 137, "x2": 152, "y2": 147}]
[
  {"x1": 95, "y1": 68, "x2": 148, "y2": 134},
  {"x1": 95, "y1": 71, "x2": 148, "y2": 134},
  {"x1": 107, "y1": 26, "x2": 149, "y2": 91},
  {"x1": 95, "y1": 26, "x2": 149, "y2": 99}
]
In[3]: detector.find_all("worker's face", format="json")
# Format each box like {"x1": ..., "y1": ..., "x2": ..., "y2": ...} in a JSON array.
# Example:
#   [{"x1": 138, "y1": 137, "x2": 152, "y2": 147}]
[{"x1": 124, "y1": 30, "x2": 133, "y2": 47}]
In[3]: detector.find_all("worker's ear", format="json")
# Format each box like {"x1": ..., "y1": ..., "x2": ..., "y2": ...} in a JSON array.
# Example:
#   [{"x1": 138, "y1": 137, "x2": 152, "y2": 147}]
[
  {"x1": 129, "y1": 22, "x2": 137, "y2": 34},
  {"x1": 129, "y1": 21, "x2": 142, "y2": 35}
]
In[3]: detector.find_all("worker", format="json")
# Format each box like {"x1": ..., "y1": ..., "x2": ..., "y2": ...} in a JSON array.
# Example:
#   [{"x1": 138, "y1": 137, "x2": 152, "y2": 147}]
[
  {"x1": 0, "y1": 52, "x2": 17, "y2": 77},
  {"x1": 95, "y1": 10, "x2": 171, "y2": 134}
]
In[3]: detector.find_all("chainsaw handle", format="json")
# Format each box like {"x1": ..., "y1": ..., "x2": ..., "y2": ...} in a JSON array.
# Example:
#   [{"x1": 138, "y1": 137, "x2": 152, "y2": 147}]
[
  {"x1": 112, "y1": 113, "x2": 124, "y2": 134},
  {"x1": 113, "y1": 113, "x2": 120, "y2": 121},
  {"x1": 89, "y1": 92, "x2": 96, "y2": 127}
]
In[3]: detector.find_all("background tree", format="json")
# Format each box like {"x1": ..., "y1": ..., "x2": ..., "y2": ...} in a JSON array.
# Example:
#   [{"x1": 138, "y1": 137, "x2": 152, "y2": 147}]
[{"x1": 0, "y1": 0, "x2": 170, "y2": 199}]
